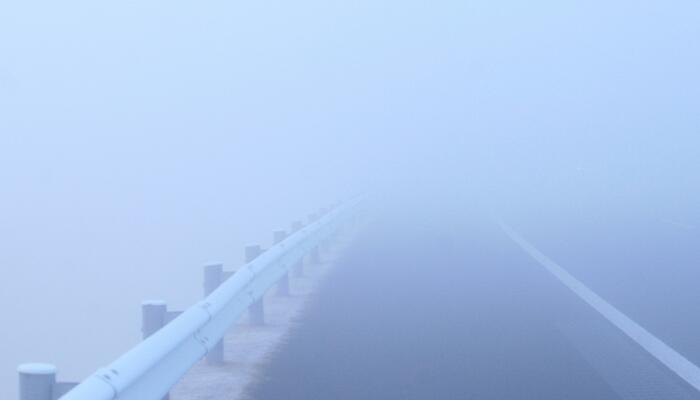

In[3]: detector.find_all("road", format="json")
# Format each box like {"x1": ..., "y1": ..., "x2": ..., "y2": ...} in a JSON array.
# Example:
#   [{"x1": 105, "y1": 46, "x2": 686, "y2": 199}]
[{"x1": 241, "y1": 213, "x2": 700, "y2": 400}]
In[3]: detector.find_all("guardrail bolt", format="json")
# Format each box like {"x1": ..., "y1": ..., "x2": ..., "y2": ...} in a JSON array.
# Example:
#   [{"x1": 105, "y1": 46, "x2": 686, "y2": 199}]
[
  {"x1": 273, "y1": 230, "x2": 290, "y2": 296},
  {"x1": 291, "y1": 221, "x2": 305, "y2": 277},
  {"x1": 245, "y1": 245, "x2": 265, "y2": 325},
  {"x1": 203, "y1": 264, "x2": 225, "y2": 364}
]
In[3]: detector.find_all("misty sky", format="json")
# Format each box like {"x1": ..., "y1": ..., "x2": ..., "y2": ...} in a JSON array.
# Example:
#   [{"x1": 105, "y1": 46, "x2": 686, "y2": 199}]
[
  {"x1": 1, "y1": 0, "x2": 699, "y2": 398},
  {"x1": 2, "y1": 1, "x2": 699, "y2": 209}
]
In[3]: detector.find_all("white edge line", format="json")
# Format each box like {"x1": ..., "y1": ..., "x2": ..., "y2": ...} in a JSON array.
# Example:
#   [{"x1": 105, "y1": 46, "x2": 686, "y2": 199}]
[{"x1": 498, "y1": 221, "x2": 700, "y2": 392}]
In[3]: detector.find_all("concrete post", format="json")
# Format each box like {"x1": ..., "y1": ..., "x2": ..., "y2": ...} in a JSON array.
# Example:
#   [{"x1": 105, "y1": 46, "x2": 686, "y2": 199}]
[
  {"x1": 273, "y1": 230, "x2": 287, "y2": 244},
  {"x1": 308, "y1": 213, "x2": 321, "y2": 265},
  {"x1": 141, "y1": 301, "x2": 173, "y2": 400},
  {"x1": 308, "y1": 213, "x2": 319, "y2": 224},
  {"x1": 245, "y1": 245, "x2": 265, "y2": 325},
  {"x1": 142, "y1": 301, "x2": 167, "y2": 339},
  {"x1": 291, "y1": 221, "x2": 304, "y2": 277},
  {"x1": 245, "y1": 244, "x2": 262, "y2": 264},
  {"x1": 203, "y1": 263, "x2": 224, "y2": 297},
  {"x1": 17, "y1": 364, "x2": 78, "y2": 400},
  {"x1": 18, "y1": 364, "x2": 56, "y2": 400},
  {"x1": 203, "y1": 264, "x2": 225, "y2": 364},
  {"x1": 319, "y1": 207, "x2": 334, "y2": 252},
  {"x1": 273, "y1": 230, "x2": 290, "y2": 296},
  {"x1": 309, "y1": 245, "x2": 321, "y2": 265}
]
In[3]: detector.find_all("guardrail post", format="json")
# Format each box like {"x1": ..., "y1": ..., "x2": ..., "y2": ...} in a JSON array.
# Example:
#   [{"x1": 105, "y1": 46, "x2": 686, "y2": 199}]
[
  {"x1": 18, "y1": 364, "x2": 55, "y2": 400},
  {"x1": 245, "y1": 245, "x2": 265, "y2": 325},
  {"x1": 309, "y1": 213, "x2": 321, "y2": 264},
  {"x1": 22, "y1": 205, "x2": 354, "y2": 400},
  {"x1": 318, "y1": 207, "x2": 332, "y2": 252},
  {"x1": 309, "y1": 243, "x2": 321, "y2": 265},
  {"x1": 308, "y1": 212, "x2": 319, "y2": 223},
  {"x1": 142, "y1": 301, "x2": 167, "y2": 339},
  {"x1": 142, "y1": 301, "x2": 182, "y2": 338},
  {"x1": 17, "y1": 363, "x2": 78, "y2": 400},
  {"x1": 291, "y1": 221, "x2": 304, "y2": 277},
  {"x1": 203, "y1": 263, "x2": 224, "y2": 296},
  {"x1": 273, "y1": 230, "x2": 290, "y2": 296},
  {"x1": 141, "y1": 301, "x2": 179, "y2": 400},
  {"x1": 203, "y1": 264, "x2": 225, "y2": 364},
  {"x1": 308, "y1": 213, "x2": 321, "y2": 265}
]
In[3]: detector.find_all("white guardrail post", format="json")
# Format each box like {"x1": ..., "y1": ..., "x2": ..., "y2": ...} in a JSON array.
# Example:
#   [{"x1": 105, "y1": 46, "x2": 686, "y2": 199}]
[
  {"x1": 17, "y1": 200, "x2": 358, "y2": 400},
  {"x1": 140, "y1": 301, "x2": 182, "y2": 400},
  {"x1": 290, "y1": 220, "x2": 305, "y2": 277},
  {"x1": 308, "y1": 213, "x2": 321, "y2": 265},
  {"x1": 202, "y1": 263, "x2": 227, "y2": 365},
  {"x1": 17, "y1": 364, "x2": 78, "y2": 400},
  {"x1": 273, "y1": 230, "x2": 290, "y2": 296},
  {"x1": 244, "y1": 245, "x2": 265, "y2": 325}
]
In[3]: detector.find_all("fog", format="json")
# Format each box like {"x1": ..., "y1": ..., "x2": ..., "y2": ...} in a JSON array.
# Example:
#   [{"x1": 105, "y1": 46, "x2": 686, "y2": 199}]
[{"x1": 1, "y1": 0, "x2": 699, "y2": 398}]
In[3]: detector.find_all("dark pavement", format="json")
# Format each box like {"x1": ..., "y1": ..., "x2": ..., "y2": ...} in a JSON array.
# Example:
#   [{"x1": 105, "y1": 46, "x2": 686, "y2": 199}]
[{"x1": 243, "y1": 215, "x2": 700, "y2": 400}]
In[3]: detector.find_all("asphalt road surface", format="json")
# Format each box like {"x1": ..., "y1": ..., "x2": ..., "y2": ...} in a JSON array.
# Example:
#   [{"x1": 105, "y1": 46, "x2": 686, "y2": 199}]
[{"x1": 243, "y1": 214, "x2": 700, "y2": 400}]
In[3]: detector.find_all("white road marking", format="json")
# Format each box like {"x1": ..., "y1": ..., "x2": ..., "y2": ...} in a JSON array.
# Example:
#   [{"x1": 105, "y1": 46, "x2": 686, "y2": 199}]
[{"x1": 499, "y1": 221, "x2": 700, "y2": 393}]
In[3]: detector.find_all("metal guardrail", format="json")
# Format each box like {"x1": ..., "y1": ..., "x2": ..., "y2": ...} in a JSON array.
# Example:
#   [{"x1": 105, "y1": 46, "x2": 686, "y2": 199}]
[{"x1": 20, "y1": 202, "x2": 357, "y2": 400}]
